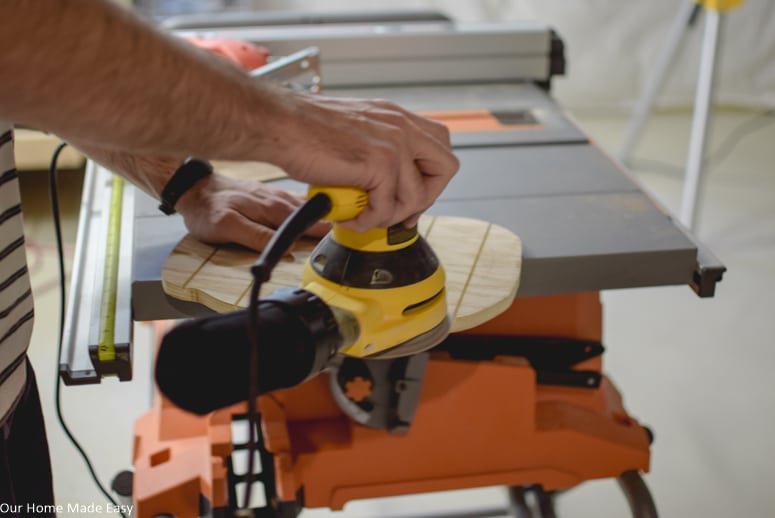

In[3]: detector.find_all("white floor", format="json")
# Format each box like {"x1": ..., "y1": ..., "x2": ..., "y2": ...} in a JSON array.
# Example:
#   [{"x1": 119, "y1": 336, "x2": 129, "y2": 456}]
[{"x1": 20, "y1": 107, "x2": 775, "y2": 517}]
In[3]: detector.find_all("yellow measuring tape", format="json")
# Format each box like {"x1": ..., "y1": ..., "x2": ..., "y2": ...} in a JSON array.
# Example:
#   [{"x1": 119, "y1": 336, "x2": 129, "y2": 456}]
[{"x1": 97, "y1": 175, "x2": 124, "y2": 362}]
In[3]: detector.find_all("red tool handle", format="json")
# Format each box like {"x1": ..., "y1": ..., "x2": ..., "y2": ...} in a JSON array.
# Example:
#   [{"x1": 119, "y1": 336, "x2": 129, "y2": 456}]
[{"x1": 186, "y1": 37, "x2": 270, "y2": 70}]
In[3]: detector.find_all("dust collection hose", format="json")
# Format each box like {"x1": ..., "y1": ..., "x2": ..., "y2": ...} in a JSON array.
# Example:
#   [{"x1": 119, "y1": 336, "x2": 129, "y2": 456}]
[{"x1": 155, "y1": 287, "x2": 342, "y2": 415}]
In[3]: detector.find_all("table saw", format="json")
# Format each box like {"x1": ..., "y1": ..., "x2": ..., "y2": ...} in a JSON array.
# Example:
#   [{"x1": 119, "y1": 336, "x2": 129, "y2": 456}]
[{"x1": 60, "y1": 10, "x2": 725, "y2": 518}]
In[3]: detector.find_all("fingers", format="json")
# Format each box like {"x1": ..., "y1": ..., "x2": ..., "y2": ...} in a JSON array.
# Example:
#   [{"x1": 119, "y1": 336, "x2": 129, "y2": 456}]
[
  {"x1": 232, "y1": 188, "x2": 331, "y2": 241},
  {"x1": 403, "y1": 212, "x2": 422, "y2": 229},
  {"x1": 231, "y1": 215, "x2": 277, "y2": 252},
  {"x1": 178, "y1": 174, "x2": 332, "y2": 252},
  {"x1": 350, "y1": 136, "x2": 414, "y2": 231},
  {"x1": 267, "y1": 92, "x2": 458, "y2": 232},
  {"x1": 345, "y1": 100, "x2": 457, "y2": 230},
  {"x1": 244, "y1": 186, "x2": 332, "y2": 237},
  {"x1": 180, "y1": 198, "x2": 276, "y2": 252},
  {"x1": 348, "y1": 116, "x2": 456, "y2": 232},
  {"x1": 233, "y1": 189, "x2": 298, "y2": 229}
]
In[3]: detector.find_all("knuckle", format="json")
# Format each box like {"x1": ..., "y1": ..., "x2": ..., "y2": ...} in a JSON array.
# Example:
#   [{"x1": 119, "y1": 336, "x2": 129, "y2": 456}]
[
  {"x1": 228, "y1": 193, "x2": 247, "y2": 209},
  {"x1": 372, "y1": 98, "x2": 399, "y2": 110},
  {"x1": 391, "y1": 114, "x2": 411, "y2": 130},
  {"x1": 252, "y1": 232, "x2": 273, "y2": 252},
  {"x1": 450, "y1": 153, "x2": 461, "y2": 173},
  {"x1": 267, "y1": 200, "x2": 294, "y2": 221},
  {"x1": 382, "y1": 125, "x2": 405, "y2": 146},
  {"x1": 371, "y1": 140, "x2": 401, "y2": 166},
  {"x1": 212, "y1": 209, "x2": 239, "y2": 228},
  {"x1": 263, "y1": 196, "x2": 287, "y2": 213},
  {"x1": 365, "y1": 99, "x2": 410, "y2": 124},
  {"x1": 436, "y1": 121, "x2": 452, "y2": 143},
  {"x1": 366, "y1": 107, "x2": 409, "y2": 130}
]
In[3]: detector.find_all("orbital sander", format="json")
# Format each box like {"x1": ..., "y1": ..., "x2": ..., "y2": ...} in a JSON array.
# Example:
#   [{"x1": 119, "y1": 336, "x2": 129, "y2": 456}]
[{"x1": 155, "y1": 186, "x2": 450, "y2": 415}]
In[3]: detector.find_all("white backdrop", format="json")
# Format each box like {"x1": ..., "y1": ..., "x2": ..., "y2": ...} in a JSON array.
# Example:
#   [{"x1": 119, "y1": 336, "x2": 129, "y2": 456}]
[{"x1": 248, "y1": 0, "x2": 775, "y2": 112}]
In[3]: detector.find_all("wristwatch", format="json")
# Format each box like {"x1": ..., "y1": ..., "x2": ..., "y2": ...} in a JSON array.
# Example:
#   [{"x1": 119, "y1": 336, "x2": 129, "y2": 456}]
[{"x1": 158, "y1": 158, "x2": 213, "y2": 215}]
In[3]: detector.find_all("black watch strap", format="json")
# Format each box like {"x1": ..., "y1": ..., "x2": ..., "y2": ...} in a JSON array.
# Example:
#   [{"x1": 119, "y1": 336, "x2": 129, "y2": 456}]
[{"x1": 158, "y1": 158, "x2": 213, "y2": 215}]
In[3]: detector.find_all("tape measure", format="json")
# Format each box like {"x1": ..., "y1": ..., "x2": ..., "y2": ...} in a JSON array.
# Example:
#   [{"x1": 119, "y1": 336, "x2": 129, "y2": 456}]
[{"x1": 97, "y1": 175, "x2": 124, "y2": 362}]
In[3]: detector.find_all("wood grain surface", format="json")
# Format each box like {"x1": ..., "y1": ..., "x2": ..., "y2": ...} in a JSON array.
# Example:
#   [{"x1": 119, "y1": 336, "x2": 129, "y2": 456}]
[
  {"x1": 210, "y1": 160, "x2": 288, "y2": 182},
  {"x1": 162, "y1": 215, "x2": 522, "y2": 332}
]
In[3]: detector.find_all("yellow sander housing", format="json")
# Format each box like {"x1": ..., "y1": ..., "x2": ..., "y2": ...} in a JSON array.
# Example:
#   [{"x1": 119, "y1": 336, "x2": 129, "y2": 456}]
[{"x1": 302, "y1": 187, "x2": 450, "y2": 359}]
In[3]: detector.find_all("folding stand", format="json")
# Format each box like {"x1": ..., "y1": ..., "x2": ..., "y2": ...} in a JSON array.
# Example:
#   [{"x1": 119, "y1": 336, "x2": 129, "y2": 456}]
[{"x1": 618, "y1": 0, "x2": 745, "y2": 230}]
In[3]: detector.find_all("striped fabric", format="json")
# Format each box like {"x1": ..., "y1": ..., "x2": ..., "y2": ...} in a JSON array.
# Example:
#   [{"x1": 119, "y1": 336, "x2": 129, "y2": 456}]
[{"x1": 0, "y1": 123, "x2": 34, "y2": 425}]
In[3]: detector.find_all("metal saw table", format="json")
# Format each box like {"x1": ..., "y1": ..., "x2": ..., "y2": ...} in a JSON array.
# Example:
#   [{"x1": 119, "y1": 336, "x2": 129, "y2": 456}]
[
  {"x1": 62, "y1": 11, "x2": 725, "y2": 518},
  {"x1": 129, "y1": 79, "x2": 723, "y2": 320},
  {"x1": 129, "y1": 14, "x2": 722, "y2": 316}
]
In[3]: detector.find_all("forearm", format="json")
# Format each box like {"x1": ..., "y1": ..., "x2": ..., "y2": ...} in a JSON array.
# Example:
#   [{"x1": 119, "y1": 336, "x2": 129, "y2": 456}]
[
  {"x1": 0, "y1": 0, "x2": 285, "y2": 161},
  {"x1": 71, "y1": 141, "x2": 179, "y2": 200},
  {"x1": 70, "y1": 142, "x2": 331, "y2": 251},
  {"x1": 1, "y1": 0, "x2": 459, "y2": 230}
]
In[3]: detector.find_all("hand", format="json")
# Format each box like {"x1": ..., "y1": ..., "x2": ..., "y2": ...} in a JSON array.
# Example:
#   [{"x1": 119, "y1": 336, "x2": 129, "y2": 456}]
[
  {"x1": 69, "y1": 140, "x2": 330, "y2": 252},
  {"x1": 263, "y1": 92, "x2": 459, "y2": 232},
  {"x1": 175, "y1": 173, "x2": 330, "y2": 251}
]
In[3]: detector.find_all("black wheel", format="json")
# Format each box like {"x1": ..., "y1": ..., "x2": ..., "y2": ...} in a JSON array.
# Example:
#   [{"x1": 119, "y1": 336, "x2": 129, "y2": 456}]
[{"x1": 110, "y1": 470, "x2": 133, "y2": 499}]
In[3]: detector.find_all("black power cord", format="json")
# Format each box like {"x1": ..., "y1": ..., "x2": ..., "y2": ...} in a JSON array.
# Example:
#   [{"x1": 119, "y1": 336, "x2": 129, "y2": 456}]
[
  {"x1": 51, "y1": 144, "x2": 331, "y2": 514},
  {"x1": 238, "y1": 192, "x2": 331, "y2": 516},
  {"x1": 49, "y1": 143, "x2": 128, "y2": 518}
]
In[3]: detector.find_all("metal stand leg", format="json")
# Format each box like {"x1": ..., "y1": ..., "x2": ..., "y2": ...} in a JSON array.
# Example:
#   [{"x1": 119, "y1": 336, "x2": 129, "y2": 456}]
[
  {"x1": 533, "y1": 487, "x2": 557, "y2": 518},
  {"x1": 679, "y1": 8, "x2": 723, "y2": 230},
  {"x1": 617, "y1": 1, "x2": 702, "y2": 164},
  {"x1": 507, "y1": 485, "x2": 556, "y2": 518},
  {"x1": 507, "y1": 486, "x2": 533, "y2": 518},
  {"x1": 617, "y1": 471, "x2": 659, "y2": 518}
]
